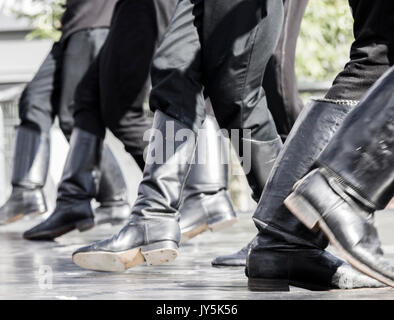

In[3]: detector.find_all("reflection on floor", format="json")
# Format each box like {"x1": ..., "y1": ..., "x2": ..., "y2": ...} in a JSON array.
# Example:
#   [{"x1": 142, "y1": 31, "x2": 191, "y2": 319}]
[{"x1": 0, "y1": 210, "x2": 393, "y2": 300}]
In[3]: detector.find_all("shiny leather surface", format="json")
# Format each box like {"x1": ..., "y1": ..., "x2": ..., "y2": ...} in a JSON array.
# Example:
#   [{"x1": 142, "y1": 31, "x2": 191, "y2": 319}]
[
  {"x1": 179, "y1": 115, "x2": 236, "y2": 232},
  {"x1": 11, "y1": 125, "x2": 50, "y2": 188},
  {"x1": 244, "y1": 136, "x2": 283, "y2": 202},
  {"x1": 182, "y1": 115, "x2": 229, "y2": 194},
  {"x1": 179, "y1": 190, "x2": 235, "y2": 232},
  {"x1": 0, "y1": 188, "x2": 46, "y2": 224},
  {"x1": 211, "y1": 240, "x2": 252, "y2": 267},
  {"x1": 318, "y1": 69, "x2": 394, "y2": 209},
  {"x1": 57, "y1": 128, "x2": 102, "y2": 202},
  {"x1": 23, "y1": 128, "x2": 102, "y2": 239},
  {"x1": 131, "y1": 110, "x2": 196, "y2": 220},
  {"x1": 23, "y1": 201, "x2": 94, "y2": 240},
  {"x1": 291, "y1": 169, "x2": 394, "y2": 282},
  {"x1": 253, "y1": 100, "x2": 353, "y2": 248},
  {"x1": 246, "y1": 233, "x2": 384, "y2": 289},
  {"x1": 73, "y1": 217, "x2": 180, "y2": 254},
  {"x1": 96, "y1": 144, "x2": 129, "y2": 205}
]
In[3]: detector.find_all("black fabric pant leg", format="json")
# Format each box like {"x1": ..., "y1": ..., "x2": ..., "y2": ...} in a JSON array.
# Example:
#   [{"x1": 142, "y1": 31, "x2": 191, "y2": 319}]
[
  {"x1": 203, "y1": 0, "x2": 284, "y2": 144},
  {"x1": 264, "y1": 0, "x2": 308, "y2": 140},
  {"x1": 325, "y1": 0, "x2": 394, "y2": 100},
  {"x1": 18, "y1": 43, "x2": 63, "y2": 133},
  {"x1": 150, "y1": 0, "x2": 207, "y2": 133},
  {"x1": 151, "y1": 0, "x2": 284, "y2": 141},
  {"x1": 58, "y1": 28, "x2": 109, "y2": 140},
  {"x1": 74, "y1": 0, "x2": 178, "y2": 160}
]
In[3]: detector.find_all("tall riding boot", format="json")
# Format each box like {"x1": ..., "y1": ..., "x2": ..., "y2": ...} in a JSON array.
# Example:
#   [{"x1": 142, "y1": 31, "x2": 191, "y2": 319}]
[
  {"x1": 94, "y1": 146, "x2": 131, "y2": 225},
  {"x1": 247, "y1": 99, "x2": 385, "y2": 291},
  {"x1": 179, "y1": 115, "x2": 237, "y2": 243},
  {"x1": 0, "y1": 126, "x2": 49, "y2": 224},
  {"x1": 285, "y1": 70, "x2": 394, "y2": 288},
  {"x1": 72, "y1": 110, "x2": 196, "y2": 272},
  {"x1": 24, "y1": 128, "x2": 102, "y2": 240},
  {"x1": 211, "y1": 136, "x2": 283, "y2": 266}
]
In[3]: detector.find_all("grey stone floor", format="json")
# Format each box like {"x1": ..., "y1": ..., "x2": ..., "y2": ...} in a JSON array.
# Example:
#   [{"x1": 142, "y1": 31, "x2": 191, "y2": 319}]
[{"x1": 0, "y1": 210, "x2": 393, "y2": 300}]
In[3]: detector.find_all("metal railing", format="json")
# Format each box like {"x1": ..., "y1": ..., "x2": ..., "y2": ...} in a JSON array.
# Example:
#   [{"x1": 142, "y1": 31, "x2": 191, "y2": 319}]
[{"x1": 0, "y1": 85, "x2": 23, "y2": 199}]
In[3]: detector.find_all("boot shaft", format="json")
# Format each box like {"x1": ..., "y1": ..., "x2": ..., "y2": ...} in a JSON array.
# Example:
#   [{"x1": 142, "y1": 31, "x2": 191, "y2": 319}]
[
  {"x1": 57, "y1": 128, "x2": 103, "y2": 200},
  {"x1": 96, "y1": 144, "x2": 128, "y2": 205},
  {"x1": 183, "y1": 115, "x2": 229, "y2": 195},
  {"x1": 318, "y1": 68, "x2": 394, "y2": 209},
  {"x1": 253, "y1": 99, "x2": 354, "y2": 248},
  {"x1": 12, "y1": 125, "x2": 50, "y2": 189},
  {"x1": 132, "y1": 110, "x2": 197, "y2": 218}
]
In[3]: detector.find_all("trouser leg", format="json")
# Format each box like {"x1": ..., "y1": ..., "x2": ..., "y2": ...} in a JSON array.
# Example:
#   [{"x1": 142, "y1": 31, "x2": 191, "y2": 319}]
[
  {"x1": 264, "y1": 0, "x2": 308, "y2": 139},
  {"x1": 212, "y1": 0, "x2": 307, "y2": 267},
  {"x1": 325, "y1": 0, "x2": 394, "y2": 101},
  {"x1": 72, "y1": 0, "x2": 284, "y2": 272},
  {"x1": 0, "y1": 43, "x2": 62, "y2": 224}
]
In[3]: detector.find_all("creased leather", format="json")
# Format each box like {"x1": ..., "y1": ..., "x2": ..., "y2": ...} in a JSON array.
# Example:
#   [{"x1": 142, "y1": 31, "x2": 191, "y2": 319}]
[
  {"x1": 179, "y1": 115, "x2": 235, "y2": 232},
  {"x1": 23, "y1": 128, "x2": 102, "y2": 239},
  {"x1": 289, "y1": 168, "x2": 394, "y2": 283},
  {"x1": 244, "y1": 136, "x2": 283, "y2": 202},
  {"x1": 246, "y1": 233, "x2": 384, "y2": 289},
  {"x1": 318, "y1": 67, "x2": 394, "y2": 209},
  {"x1": 253, "y1": 99, "x2": 353, "y2": 249},
  {"x1": 132, "y1": 110, "x2": 197, "y2": 220},
  {"x1": 74, "y1": 215, "x2": 180, "y2": 254}
]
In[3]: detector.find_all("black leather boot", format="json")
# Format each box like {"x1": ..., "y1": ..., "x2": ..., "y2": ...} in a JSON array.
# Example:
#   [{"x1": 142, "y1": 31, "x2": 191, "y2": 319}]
[
  {"x1": 94, "y1": 146, "x2": 130, "y2": 225},
  {"x1": 211, "y1": 136, "x2": 283, "y2": 266},
  {"x1": 0, "y1": 126, "x2": 49, "y2": 225},
  {"x1": 23, "y1": 128, "x2": 101, "y2": 240},
  {"x1": 179, "y1": 115, "x2": 237, "y2": 243},
  {"x1": 285, "y1": 70, "x2": 394, "y2": 288},
  {"x1": 247, "y1": 99, "x2": 385, "y2": 291},
  {"x1": 72, "y1": 110, "x2": 196, "y2": 272}
]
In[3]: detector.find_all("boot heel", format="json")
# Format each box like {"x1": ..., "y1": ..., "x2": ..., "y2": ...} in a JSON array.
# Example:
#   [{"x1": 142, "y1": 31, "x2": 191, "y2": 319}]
[
  {"x1": 248, "y1": 278, "x2": 290, "y2": 292},
  {"x1": 284, "y1": 192, "x2": 320, "y2": 232},
  {"x1": 76, "y1": 218, "x2": 95, "y2": 232},
  {"x1": 208, "y1": 216, "x2": 238, "y2": 232},
  {"x1": 141, "y1": 241, "x2": 178, "y2": 266}
]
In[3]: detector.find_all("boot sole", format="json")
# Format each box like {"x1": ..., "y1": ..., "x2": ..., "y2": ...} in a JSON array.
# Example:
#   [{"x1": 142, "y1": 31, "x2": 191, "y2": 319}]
[
  {"x1": 248, "y1": 278, "x2": 335, "y2": 292},
  {"x1": 0, "y1": 208, "x2": 47, "y2": 225},
  {"x1": 180, "y1": 217, "x2": 238, "y2": 244},
  {"x1": 24, "y1": 218, "x2": 95, "y2": 240},
  {"x1": 284, "y1": 192, "x2": 394, "y2": 288},
  {"x1": 72, "y1": 240, "x2": 178, "y2": 272}
]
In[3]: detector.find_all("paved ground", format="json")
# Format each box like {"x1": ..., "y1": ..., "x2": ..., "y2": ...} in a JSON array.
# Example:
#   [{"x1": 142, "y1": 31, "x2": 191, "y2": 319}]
[{"x1": 0, "y1": 209, "x2": 393, "y2": 300}]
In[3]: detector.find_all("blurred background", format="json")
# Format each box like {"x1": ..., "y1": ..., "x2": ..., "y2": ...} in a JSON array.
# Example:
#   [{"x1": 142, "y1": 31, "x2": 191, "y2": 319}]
[{"x1": 0, "y1": 0, "x2": 355, "y2": 212}]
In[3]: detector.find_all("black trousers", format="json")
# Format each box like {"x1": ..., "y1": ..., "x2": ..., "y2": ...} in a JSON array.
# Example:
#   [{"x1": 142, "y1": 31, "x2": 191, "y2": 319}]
[
  {"x1": 150, "y1": 0, "x2": 284, "y2": 144},
  {"x1": 19, "y1": 28, "x2": 109, "y2": 138},
  {"x1": 73, "y1": 0, "x2": 178, "y2": 157},
  {"x1": 264, "y1": 0, "x2": 308, "y2": 140},
  {"x1": 326, "y1": 0, "x2": 394, "y2": 100}
]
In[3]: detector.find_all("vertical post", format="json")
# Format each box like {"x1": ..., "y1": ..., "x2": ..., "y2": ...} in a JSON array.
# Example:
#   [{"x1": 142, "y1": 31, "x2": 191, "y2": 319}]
[{"x1": 0, "y1": 105, "x2": 6, "y2": 204}]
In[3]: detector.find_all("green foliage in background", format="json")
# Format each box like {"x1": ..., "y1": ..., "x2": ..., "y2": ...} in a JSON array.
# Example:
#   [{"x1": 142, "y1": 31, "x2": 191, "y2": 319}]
[
  {"x1": 295, "y1": 0, "x2": 354, "y2": 82},
  {"x1": 11, "y1": 0, "x2": 354, "y2": 82},
  {"x1": 12, "y1": 0, "x2": 65, "y2": 41}
]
